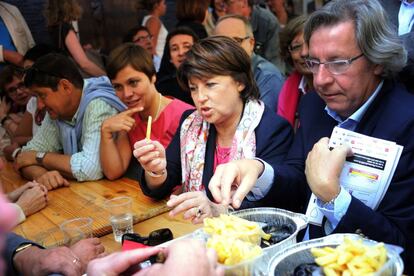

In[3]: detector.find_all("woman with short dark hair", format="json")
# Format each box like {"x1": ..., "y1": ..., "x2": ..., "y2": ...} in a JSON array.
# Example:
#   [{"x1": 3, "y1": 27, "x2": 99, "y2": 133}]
[
  {"x1": 100, "y1": 43, "x2": 192, "y2": 180},
  {"x1": 134, "y1": 36, "x2": 293, "y2": 223}
]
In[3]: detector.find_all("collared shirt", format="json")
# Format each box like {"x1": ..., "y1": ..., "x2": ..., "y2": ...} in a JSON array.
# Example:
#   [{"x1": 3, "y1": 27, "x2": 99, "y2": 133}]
[
  {"x1": 317, "y1": 81, "x2": 384, "y2": 233},
  {"x1": 399, "y1": 0, "x2": 414, "y2": 35},
  {"x1": 298, "y1": 76, "x2": 308, "y2": 95},
  {"x1": 23, "y1": 98, "x2": 118, "y2": 181}
]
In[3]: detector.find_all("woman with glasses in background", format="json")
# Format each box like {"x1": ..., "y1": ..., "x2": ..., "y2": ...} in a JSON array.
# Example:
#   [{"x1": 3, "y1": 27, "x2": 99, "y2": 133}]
[
  {"x1": 133, "y1": 36, "x2": 293, "y2": 223},
  {"x1": 277, "y1": 15, "x2": 313, "y2": 130}
]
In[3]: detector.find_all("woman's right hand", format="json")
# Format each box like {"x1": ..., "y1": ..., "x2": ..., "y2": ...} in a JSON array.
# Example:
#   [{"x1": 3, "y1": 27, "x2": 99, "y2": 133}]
[
  {"x1": 101, "y1": 107, "x2": 142, "y2": 139},
  {"x1": 133, "y1": 139, "x2": 166, "y2": 175}
]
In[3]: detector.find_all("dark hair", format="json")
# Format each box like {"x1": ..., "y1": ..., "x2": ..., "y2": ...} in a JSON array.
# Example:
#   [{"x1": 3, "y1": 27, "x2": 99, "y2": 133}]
[
  {"x1": 157, "y1": 27, "x2": 199, "y2": 77},
  {"x1": 0, "y1": 65, "x2": 24, "y2": 99},
  {"x1": 123, "y1": 26, "x2": 151, "y2": 43},
  {"x1": 45, "y1": 0, "x2": 82, "y2": 26},
  {"x1": 280, "y1": 15, "x2": 307, "y2": 67},
  {"x1": 24, "y1": 44, "x2": 56, "y2": 63},
  {"x1": 106, "y1": 43, "x2": 156, "y2": 81},
  {"x1": 177, "y1": 36, "x2": 259, "y2": 103},
  {"x1": 304, "y1": 0, "x2": 406, "y2": 78},
  {"x1": 136, "y1": 0, "x2": 162, "y2": 12},
  {"x1": 24, "y1": 53, "x2": 84, "y2": 90},
  {"x1": 176, "y1": 0, "x2": 209, "y2": 23}
]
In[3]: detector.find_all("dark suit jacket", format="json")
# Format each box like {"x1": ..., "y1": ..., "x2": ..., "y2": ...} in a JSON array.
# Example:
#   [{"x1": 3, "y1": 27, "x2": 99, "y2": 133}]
[
  {"x1": 379, "y1": 0, "x2": 414, "y2": 91},
  {"x1": 139, "y1": 105, "x2": 293, "y2": 208},
  {"x1": 3, "y1": 233, "x2": 43, "y2": 276},
  {"x1": 267, "y1": 80, "x2": 414, "y2": 273}
]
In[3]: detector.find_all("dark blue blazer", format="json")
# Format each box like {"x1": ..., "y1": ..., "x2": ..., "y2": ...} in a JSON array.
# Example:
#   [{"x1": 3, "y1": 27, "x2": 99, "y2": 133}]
[
  {"x1": 139, "y1": 105, "x2": 293, "y2": 207},
  {"x1": 267, "y1": 80, "x2": 414, "y2": 273},
  {"x1": 3, "y1": 233, "x2": 43, "y2": 276}
]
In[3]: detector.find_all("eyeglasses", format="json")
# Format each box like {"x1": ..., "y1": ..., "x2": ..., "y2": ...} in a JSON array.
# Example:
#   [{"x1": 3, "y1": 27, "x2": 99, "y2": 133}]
[
  {"x1": 122, "y1": 228, "x2": 173, "y2": 246},
  {"x1": 232, "y1": 36, "x2": 250, "y2": 45},
  {"x1": 305, "y1": 53, "x2": 364, "y2": 75},
  {"x1": 288, "y1": 43, "x2": 303, "y2": 53},
  {"x1": 134, "y1": 34, "x2": 153, "y2": 44},
  {"x1": 6, "y1": 82, "x2": 26, "y2": 95}
]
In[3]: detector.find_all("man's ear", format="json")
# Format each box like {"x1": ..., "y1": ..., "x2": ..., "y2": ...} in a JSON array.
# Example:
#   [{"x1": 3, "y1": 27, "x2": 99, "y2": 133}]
[
  {"x1": 373, "y1": 64, "x2": 384, "y2": 76},
  {"x1": 59, "y1": 79, "x2": 73, "y2": 94},
  {"x1": 151, "y1": 75, "x2": 156, "y2": 84}
]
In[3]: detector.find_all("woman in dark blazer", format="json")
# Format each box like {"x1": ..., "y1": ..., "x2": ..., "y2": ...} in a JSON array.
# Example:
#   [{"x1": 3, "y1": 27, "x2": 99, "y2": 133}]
[{"x1": 134, "y1": 36, "x2": 293, "y2": 223}]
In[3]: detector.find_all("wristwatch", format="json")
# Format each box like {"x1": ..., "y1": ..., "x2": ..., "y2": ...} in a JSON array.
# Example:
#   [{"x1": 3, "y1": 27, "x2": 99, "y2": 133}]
[{"x1": 35, "y1": 152, "x2": 47, "y2": 164}]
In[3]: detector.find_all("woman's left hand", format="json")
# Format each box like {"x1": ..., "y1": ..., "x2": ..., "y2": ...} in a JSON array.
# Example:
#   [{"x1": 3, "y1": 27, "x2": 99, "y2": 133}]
[{"x1": 166, "y1": 192, "x2": 225, "y2": 224}]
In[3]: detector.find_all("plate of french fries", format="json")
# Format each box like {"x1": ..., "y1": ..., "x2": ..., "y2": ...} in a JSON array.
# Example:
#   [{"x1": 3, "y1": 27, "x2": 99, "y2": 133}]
[{"x1": 268, "y1": 233, "x2": 404, "y2": 276}]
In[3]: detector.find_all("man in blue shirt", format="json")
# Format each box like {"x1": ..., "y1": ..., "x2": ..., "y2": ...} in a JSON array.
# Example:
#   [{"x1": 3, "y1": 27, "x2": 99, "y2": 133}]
[{"x1": 14, "y1": 54, "x2": 126, "y2": 189}]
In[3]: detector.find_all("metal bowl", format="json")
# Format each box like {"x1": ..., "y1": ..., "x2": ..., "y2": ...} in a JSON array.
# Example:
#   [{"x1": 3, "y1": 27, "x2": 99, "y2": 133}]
[
  {"x1": 268, "y1": 233, "x2": 404, "y2": 276},
  {"x1": 231, "y1": 208, "x2": 308, "y2": 274}
]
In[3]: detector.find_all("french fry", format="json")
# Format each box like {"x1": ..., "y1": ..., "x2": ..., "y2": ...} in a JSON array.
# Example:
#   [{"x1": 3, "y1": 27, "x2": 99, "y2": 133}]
[
  {"x1": 310, "y1": 237, "x2": 388, "y2": 276},
  {"x1": 146, "y1": 115, "x2": 152, "y2": 141}
]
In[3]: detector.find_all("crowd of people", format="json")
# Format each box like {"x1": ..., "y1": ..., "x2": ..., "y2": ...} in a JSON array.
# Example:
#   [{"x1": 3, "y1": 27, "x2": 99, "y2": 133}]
[{"x1": 1, "y1": 0, "x2": 413, "y2": 275}]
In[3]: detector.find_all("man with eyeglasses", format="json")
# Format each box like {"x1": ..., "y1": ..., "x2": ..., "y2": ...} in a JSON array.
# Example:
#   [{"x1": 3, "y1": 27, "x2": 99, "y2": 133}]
[
  {"x1": 223, "y1": 0, "x2": 284, "y2": 72},
  {"x1": 13, "y1": 53, "x2": 126, "y2": 190},
  {"x1": 214, "y1": 14, "x2": 284, "y2": 109},
  {"x1": 123, "y1": 26, "x2": 161, "y2": 72},
  {"x1": 208, "y1": 0, "x2": 414, "y2": 273}
]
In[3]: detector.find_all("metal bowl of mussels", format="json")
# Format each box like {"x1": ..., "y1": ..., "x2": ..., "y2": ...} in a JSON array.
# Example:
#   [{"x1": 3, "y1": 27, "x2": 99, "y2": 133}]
[
  {"x1": 268, "y1": 233, "x2": 404, "y2": 276},
  {"x1": 230, "y1": 208, "x2": 308, "y2": 274}
]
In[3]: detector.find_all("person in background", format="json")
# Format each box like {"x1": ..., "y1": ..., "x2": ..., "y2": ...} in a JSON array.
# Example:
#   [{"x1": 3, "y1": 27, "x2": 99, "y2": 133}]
[
  {"x1": 44, "y1": 0, "x2": 106, "y2": 77},
  {"x1": 134, "y1": 36, "x2": 292, "y2": 223},
  {"x1": 3, "y1": 44, "x2": 52, "y2": 162},
  {"x1": 208, "y1": 0, "x2": 414, "y2": 273},
  {"x1": 265, "y1": 0, "x2": 288, "y2": 27},
  {"x1": 100, "y1": 43, "x2": 192, "y2": 180},
  {"x1": 224, "y1": 0, "x2": 284, "y2": 72},
  {"x1": 277, "y1": 15, "x2": 313, "y2": 129},
  {"x1": 204, "y1": 0, "x2": 228, "y2": 35},
  {"x1": 0, "y1": 1, "x2": 35, "y2": 69},
  {"x1": 0, "y1": 65, "x2": 31, "y2": 154},
  {"x1": 156, "y1": 27, "x2": 199, "y2": 106},
  {"x1": 176, "y1": 0, "x2": 209, "y2": 40},
  {"x1": 14, "y1": 53, "x2": 125, "y2": 190},
  {"x1": 378, "y1": 0, "x2": 414, "y2": 92},
  {"x1": 124, "y1": 26, "x2": 161, "y2": 72},
  {"x1": 214, "y1": 14, "x2": 285, "y2": 109},
  {"x1": 138, "y1": 0, "x2": 168, "y2": 59}
]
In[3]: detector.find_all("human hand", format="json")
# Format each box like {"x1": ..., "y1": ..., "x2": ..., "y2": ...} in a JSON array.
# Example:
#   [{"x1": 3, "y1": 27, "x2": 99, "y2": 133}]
[
  {"x1": 13, "y1": 245, "x2": 83, "y2": 276},
  {"x1": 143, "y1": 239, "x2": 224, "y2": 276},
  {"x1": 167, "y1": 192, "x2": 225, "y2": 224},
  {"x1": 70, "y1": 238, "x2": 105, "y2": 272},
  {"x1": 87, "y1": 246, "x2": 161, "y2": 276},
  {"x1": 15, "y1": 183, "x2": 48, "y2": 216},
  {"x1": 209, "y1": 159, "x2": 264, "y2": 209},
  {"x1": 305, "y1": 137, "x2": 352, "y2": 202},
  {"x1": 133, "y1": 139, "x2": 166, "y2": 175},
  {"x1": 14, "y1": 150, "x2": 36, "y2": 171},
  {"x1": 101, "y1": 107, "x2": 142, "y2": 139},
  {"x1": 35, "y1": 170, "x2": 70, "y2": 190},
  {"x1": 7, "y1": 181, "x2": 38, "y2": 202}
]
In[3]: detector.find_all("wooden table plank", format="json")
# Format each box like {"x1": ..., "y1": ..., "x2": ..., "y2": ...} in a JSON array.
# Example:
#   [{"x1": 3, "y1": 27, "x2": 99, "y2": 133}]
[{"x1": 1, "y1": 162, "x2": 171, "y2": 247}]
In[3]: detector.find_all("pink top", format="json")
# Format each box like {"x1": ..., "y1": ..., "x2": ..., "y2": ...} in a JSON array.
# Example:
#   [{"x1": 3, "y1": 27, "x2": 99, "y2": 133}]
[
  {"x1": 213, "y1": 145, "x2": 231, "y2": 171},
  {"x1": 128, "y1": 98, "x2": 193, "y2": 148}
]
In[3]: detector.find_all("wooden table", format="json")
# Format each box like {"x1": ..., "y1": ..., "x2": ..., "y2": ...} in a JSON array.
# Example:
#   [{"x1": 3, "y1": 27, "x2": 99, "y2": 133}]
[{"x1": 1, "y1": 161, "x2": 200, "y2": 251}]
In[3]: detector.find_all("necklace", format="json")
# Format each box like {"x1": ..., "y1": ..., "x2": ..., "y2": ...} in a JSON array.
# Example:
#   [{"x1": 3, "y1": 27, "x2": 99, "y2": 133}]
[{"x1": 151, "y1": 93, "x2": 162, "y2": 121}]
